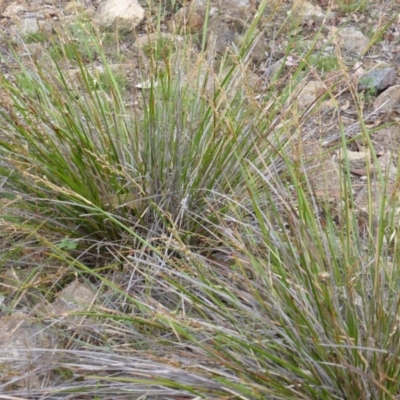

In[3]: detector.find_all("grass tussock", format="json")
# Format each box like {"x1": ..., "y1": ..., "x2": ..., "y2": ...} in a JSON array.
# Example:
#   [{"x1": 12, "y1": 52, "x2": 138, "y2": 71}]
[{"x1": 1, "y1": 0, "x2": 400, "y2": 398}]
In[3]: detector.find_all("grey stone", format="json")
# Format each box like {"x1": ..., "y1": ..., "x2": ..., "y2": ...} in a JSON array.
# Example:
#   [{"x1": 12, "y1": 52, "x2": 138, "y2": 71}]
[
  {"x1": 359, "y1": 67, "x2": 396, "y2": 92},
  {"x1": 336, "y1": 27, "x2": 369, "y2": 54}
]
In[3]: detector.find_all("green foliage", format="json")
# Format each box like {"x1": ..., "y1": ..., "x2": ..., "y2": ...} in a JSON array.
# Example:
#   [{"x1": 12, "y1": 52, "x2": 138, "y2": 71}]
[
  {"x1": 14, "y1": 72, "x2": 37, "y2": 96},
  {"x1": 0, "y1": 25, "x2": 268, "y2": 247},
  {"x1": 337, "y1": 0, "x2": 369, "y2": 13},
  {"x1": 142, "y1": 36, "x2": 179, "y2": 61},
  {"x1": 310, "y1": 54, "x2": 339, "y2": 73},
  {"x1": 57, "y1": 236, "x2": 78, "y2": 251},
  {"x1": 23, "y1": 31, "x2": 48, "y2": 44},
  {"x1": 48, "y1": 19, "x2": 99, "y2": 63}
]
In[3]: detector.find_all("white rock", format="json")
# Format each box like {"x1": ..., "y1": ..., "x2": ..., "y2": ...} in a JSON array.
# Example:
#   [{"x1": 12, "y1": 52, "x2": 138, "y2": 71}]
[
  {"x1": 373, "y1": 85, "x2": 400, "y2": 113},
  {"x1": 336, "y1": 27, "x2": 369, "y2": 54},
  {"x1": 93, "y1": 0, "x2": 144, "y2": 31},
  {"x1": 291, "y1": 0, "x2": 325, "y2": 21},
  {"x1": 52, "y1": 280, "x2": 96, "y2": 312},
  {"x1": 2, "y1": 3, "x2": 27, "y2": 18},
  {"x1": 19, "y1": 18, "x2": 40, "y2": 35},
  {"x1": 297, "y1": 80, "x2": 325, "y2": 108}
]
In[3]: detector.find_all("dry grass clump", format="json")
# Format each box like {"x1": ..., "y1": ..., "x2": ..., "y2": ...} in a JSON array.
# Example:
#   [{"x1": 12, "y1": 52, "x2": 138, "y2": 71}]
[{"x1": 0, "y1": 0, "x2": 400, "y2": 398}]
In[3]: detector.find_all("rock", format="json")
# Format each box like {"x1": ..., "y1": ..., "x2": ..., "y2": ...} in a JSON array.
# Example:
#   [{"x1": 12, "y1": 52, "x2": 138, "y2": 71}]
[
  {"x1": 355, "y1": 179, "x2": 398, "y2": 225},
  {"x1": 320, "y1": 99, "x2": 337, "y2": 111},
  {"x1": 291, "y1": 0, "x2": 325, "y2": 21},
  {"x1": 0, "y1": 313, "x2": 57, "y2": 390},
  {"x1": 296, "y1": 80, "x2": 326, "y2": 109},
  {"x1": 294, "y1": 141, "x2": 342, "y2": 203},
  {"x1": 245, "y1": 31, "x2": 266, "y2": 63},
  {"x1": 64, "y1": 1, "x2": 86, "y2": 15},
  {"x1": 44, "y1": 280, "x2": 97, "y2": 331},
  {"x1": 167, "y1": 0, "x2": 263, "y2": 60},
  {"x1": 371, "y1": 124, "x2": 400, "y2": 153},
  {"x1": 168, "y1": 0, "x2": 255, "y2": 34},
  {"x1": 373, "y1": 85, "x2": 400, "y2": 113},
  {"x1": 354, "y1": 152, "x2": 399, "y2": 225},
  {"x1": 168, "y1": 1, "x2": 216, "y2": 34},
  {"x1": 375, "y1": 152, "x2": 398, "y2": 183},
  {"x1": 204, "y1": 16, "x2": 243, "y2": 54},
  {"x1": 336, "y1": 27, "x2": 369, "y2": 54},
  {"x1": 338, "y1": 148, "x2": 370, "y2": 169},
  {"x1": 2, "y1": 3, "x2": 28, "y2": 19},
  {"x1": 219, "y1": 0, "x2": 256, "y2": 18},
  {"x1": 9, "y1": 17, "x2": 53, "y2": 37},
  {"x1": 93, "y1": 0, "x2": 144, "y2": 32},
  {"x1": 358, "y1": 67, "x2": 396, "y2": 92},
  {"x1": 49, "y1": 280, "x2": 96, "y2": 313},
  {"x1": 24, "y1": 42, "x2": 46, "y2": 58},
  {"x1": 19, "y1": 18, "x2": 40, "y2": 35},
  {"x1": 2, "y1": 1, "x2": 56, "y2": 38}
]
